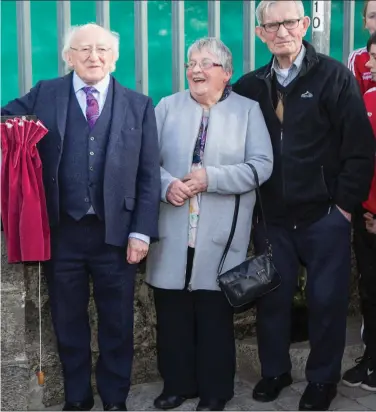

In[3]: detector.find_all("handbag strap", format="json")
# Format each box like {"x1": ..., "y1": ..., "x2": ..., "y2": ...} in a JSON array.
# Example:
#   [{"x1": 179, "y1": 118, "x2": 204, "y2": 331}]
[
  {"x1": 247, "y1": 163, "x2": 269, "y2": 244},
  {"x1": 217, "y1": 163, "x2": 272, "y2": 275}
]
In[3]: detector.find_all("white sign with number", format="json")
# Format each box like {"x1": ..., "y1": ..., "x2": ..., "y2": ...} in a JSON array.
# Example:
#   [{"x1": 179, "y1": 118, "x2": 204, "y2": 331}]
[{"x1": 312, "y1": 0, "x2": 325, "y2": 32}]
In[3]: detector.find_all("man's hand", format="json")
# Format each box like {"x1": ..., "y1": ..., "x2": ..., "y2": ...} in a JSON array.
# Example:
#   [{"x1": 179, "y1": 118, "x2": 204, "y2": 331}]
[
  {"x1": 183, "y1": 169, "x2": 208, "y2": 195},
  {"x1": 364, "y1": 212, "x2": 376, "y2": 234},
  {"x1": 127, "y1": 238, "x2": 149, "y2": 264},
  {"x1": 166, "y1": 180, "x2": 193, "y2": 206}
]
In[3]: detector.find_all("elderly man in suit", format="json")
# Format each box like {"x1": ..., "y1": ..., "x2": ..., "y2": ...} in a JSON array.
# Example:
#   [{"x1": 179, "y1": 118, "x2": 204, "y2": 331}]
[{"x1": 2, "y1": 23, "x2": 160, "y2": 411}]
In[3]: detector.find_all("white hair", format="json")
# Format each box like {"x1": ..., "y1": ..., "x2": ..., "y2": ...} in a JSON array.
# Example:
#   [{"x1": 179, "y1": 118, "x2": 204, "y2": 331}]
[
  {"x1": 61, "y1": 23, "x2": 120, "y2": 72},
  {"x1": 187, "y1": 37, "x2": 233, "y2": 73},
  {"x1": 256, "y1": 0, "x2": 305, "y2": 25}
]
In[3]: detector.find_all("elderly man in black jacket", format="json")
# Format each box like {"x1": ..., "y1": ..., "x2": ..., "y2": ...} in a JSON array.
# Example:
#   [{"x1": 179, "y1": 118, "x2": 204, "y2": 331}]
[{"x1": 233, "y1": 1, "x2": 375, "y2": 411}]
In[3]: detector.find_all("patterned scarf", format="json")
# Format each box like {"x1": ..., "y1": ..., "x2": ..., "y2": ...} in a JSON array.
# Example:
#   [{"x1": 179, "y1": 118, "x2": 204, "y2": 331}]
[{"x1": 192, "y1": 85, "x2": 232, "y2": 164}]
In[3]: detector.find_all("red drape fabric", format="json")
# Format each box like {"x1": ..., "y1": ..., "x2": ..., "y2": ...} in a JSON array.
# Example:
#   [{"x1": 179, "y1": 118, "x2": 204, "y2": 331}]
[{"x1": 1, "y1": 117, "x2": 50, "y2": 263}]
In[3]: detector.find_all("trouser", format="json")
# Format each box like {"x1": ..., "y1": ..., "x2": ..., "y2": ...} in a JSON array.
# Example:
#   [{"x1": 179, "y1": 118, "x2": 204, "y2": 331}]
[
  {"x1": 153, "y1": 247, "x2": 236, "y2": 400},
  {"x1": 353, "y1": 206, "x2": 376, "y2": 362},
  {"x1": 44, "y1": 214, "x2": 136, "y2": 404},
  {"x1": 254, "y1": 206, "x2": 351, "y2": 383}
]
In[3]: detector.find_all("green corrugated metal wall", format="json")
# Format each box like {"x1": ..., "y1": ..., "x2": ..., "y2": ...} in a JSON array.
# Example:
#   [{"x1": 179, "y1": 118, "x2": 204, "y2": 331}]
[{"x1": 0, "y1": 0, "x2": 369, "y2": 106}]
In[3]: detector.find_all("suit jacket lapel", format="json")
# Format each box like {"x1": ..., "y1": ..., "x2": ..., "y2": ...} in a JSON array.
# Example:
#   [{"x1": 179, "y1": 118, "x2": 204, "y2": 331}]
[
  {"x1": 104, "y1": 77, "x2": 129, "y2": 183},
  {"x1": 56, "y1": 72, "x2": 73, "y2": 140},
  {"x1": 109, "y1": 77, "x2": 129, "y2": 139}
]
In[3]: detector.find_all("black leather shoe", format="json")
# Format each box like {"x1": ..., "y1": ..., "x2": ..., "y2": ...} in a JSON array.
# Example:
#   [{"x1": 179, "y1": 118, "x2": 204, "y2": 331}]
[
  {"x1": 62, "y1": 399, "x2": 94, "y2": 411},
  {"x1": 253, "y1": 373, "x2": 293, "y2": 402},
  {"x1": 103, "y1": 403, "x2": 127, "y2": 411},
  {"x1": 154, "y1": 393, "x2": 197, "y2": 410},
  {"x1": 196, "y1": 398, "x2": 227, "y2": 411},
  {"x1": 299, "y1": 383, "x2": 337, "y2": 411}
]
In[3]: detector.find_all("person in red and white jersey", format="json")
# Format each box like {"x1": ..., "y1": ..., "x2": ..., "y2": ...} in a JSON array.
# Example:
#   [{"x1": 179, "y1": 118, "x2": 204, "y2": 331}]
[
  {"x1": 343, "y1": 32, "x2": 376, "y2": 392},
  {"x1": 363, "y1": 85, "x2": 376, "y2": 231},
  {"x1": 349, "y1": 47, "x2": 374, "y2": 94},
  {"x1": 348, "y1": 0, "x2": 376, "y2": 94}
]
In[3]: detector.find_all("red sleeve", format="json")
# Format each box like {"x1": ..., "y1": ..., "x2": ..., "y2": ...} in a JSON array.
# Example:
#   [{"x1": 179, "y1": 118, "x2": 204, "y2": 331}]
[
  {"x1": 364, "y1": 89, "x2": 376, "y2": 137},
  {"x1": 348, "y1": 50, "x2": 367, "y2": 95},
  {"x1": 354, "y1": 57, "x2": 367, "y2": 95}
]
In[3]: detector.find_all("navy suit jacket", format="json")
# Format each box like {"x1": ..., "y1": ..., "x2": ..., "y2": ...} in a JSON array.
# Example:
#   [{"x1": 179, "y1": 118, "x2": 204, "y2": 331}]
[{"x1": 2, "y1": 72, "x2": 161, "y2": 247}]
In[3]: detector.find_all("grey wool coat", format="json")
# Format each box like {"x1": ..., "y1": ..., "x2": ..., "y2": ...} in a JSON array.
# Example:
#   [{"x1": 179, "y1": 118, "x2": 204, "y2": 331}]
[{"x1": 145, "y1": 90, "x2": 273, "y2": 291}]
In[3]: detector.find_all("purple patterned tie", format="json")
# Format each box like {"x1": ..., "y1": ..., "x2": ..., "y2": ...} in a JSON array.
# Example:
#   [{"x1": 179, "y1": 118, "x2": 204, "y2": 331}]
[{"x1": 82, "y1": 86, "x2": 99, "y2": 129}]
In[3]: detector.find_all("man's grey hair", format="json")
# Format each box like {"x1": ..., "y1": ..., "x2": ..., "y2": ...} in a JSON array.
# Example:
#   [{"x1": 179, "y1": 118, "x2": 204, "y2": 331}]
[
  {"x1": 256, "y1": 0, "x2": 305, "y2": 25},
  {"x1": 187, "y1": 37, "x2": 233, "y2": 73},
  {"x1": 62, "y1": 23, "x2": 120, "y2": 72}
]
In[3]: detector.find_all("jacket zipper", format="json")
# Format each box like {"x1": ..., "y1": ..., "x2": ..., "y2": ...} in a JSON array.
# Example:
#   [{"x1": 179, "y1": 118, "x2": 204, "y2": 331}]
[
  {"x1": 320, "y1": 165, "x2": 331, "y2": 199},
  {"x1": 280, "y1": 127, "x2": 286, "y2": 202},
  {"x1": 280, "y1": 127, "x2": 296, "y2": 229},
  {"x1": 262, "y1": 76, "x2": 296, "y2": 229}
]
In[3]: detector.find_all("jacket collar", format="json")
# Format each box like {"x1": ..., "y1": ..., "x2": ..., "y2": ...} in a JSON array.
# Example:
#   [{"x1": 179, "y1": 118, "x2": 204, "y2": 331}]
[
  {"x1": 271, "y1": 43, "x2": 306, "y2": 77},
  {"x1": 256, "y1": 40, "x2": 319, "y2": 80}
]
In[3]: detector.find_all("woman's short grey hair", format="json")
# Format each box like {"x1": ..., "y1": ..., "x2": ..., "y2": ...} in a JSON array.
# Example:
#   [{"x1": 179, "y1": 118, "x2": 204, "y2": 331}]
[
  {"x1": 62, "y1": 23, "x2": 120, "y2": 72},
  {"x1": 256, "y1": 0, "x2": 305, "y2": 25},
  {"x1": 187, "y1": 37, "x2": 233, "y2": 74}
]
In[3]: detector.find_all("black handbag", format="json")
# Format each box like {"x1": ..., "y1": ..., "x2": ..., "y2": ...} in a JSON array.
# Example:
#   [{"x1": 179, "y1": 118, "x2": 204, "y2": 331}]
[{"x1": 217, "y1": 163, "x2": 281, "y2": 308}]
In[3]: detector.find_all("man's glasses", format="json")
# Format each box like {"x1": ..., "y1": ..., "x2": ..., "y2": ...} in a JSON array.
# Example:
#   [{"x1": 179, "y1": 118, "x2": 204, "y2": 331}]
[
  {"x1": 185, "y1": 59, "x2": 222, "y2": 70},
  {"x1": 261, "y1": 19, "x2": 301, "y2": 33},
  {"x1": 70, "y1": 46, "x2": 112, "y2": 57}
]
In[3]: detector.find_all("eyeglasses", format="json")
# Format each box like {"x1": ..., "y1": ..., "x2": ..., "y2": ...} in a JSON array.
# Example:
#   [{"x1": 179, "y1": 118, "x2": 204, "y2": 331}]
[
  {"x1": 185, "y1": 59, "x2": 222, "y2": 70},
  {"x1": 261, "y1": 19, "x2": 301, "y2": 33},
  {"x1": 70, "y1": 46, "x2": 112, "y2": 57}
]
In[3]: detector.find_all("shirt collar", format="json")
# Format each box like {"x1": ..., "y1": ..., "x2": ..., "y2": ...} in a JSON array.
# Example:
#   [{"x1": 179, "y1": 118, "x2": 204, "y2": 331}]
[
  {"x1": 73, "y1": 71, "x2": 111, "y2": 94},
  {"x1": 272, "y1": 44, "x2": 306, "y2": 75}
]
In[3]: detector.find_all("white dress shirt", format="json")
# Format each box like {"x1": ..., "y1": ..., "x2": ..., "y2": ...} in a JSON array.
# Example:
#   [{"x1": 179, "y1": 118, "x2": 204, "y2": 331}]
[{"x1": 72, "y1": 72, "x2": 150, "y2": 245}]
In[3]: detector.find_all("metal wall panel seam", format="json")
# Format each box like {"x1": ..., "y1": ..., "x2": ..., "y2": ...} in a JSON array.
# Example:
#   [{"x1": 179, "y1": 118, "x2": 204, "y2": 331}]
[
  {"x1": 208, "y1": 0, "x2": 220, "y2": 38},
  {"x1": 57, "y1": 0, "x2": 71, "y2": 77},
  {"x1": 172, "y1": 0, "x2": 185, "y2": 93},
  {"x1": 311, "y1": 0, "x2": 331, "y2": 55},
  {"x1": 96, "y1": 0, "x2": 110, "y2": 30},
  {"x1": 342, "y1": 0, "x2": 355, "y2": 64},
  {"x1": 243, "y1": 0, "x2": 256, "y2": 73},
  {"x1": 16, "y1": 0, "x2": 32, "y2": 94},
  {"x1": 134, "y1": 0, "x2": 149, "y2": 95}
]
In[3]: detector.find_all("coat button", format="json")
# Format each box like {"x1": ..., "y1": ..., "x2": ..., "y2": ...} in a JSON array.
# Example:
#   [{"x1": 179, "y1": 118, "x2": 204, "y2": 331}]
[
  {"x1": 89, "y1": 166, "x2": 94, "y2": 171},
  {"x1": 84, "y1": 197, "x2": 89, "y2": 203},
  {"x1": 90, "y1": 136, "x2": 95, "y2": 141},
  {"x1": 90, "y1": 151, "x2": 94, "y2": 156},
  {"x1": 52, "y1": 177, "x2": 56, "y2": 183}
]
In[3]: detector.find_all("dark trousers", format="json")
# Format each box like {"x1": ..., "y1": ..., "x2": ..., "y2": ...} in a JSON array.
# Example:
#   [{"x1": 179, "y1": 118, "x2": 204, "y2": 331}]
[
  {"x1": 153, "y1": 248, "x2": 235, "y2": 400},
  {"x1": 254, "y1": 206, "x2": 351, "y2": 383},
  {"x1": 44, "y1": 214, "x2": 136, "y2": 404},
  {"x1": 353, "y1": 207, "x2": 376, "y2": 361}
]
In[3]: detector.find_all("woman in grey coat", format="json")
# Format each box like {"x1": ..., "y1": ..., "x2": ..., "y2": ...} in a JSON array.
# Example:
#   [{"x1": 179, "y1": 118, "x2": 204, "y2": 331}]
[{"x1": 146, "y1": 37, "x2": 273, "y2": 411}]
